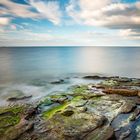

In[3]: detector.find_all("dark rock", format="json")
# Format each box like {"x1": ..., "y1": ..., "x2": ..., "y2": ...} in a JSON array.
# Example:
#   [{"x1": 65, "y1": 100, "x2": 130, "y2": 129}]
[
  {"x1": 83, "y1": 75, "x2": 107, "y2": 80},
  {"x1": 7, "y1": 95, "x2": 32, "y2": 101},
  {"x1": 50, "y1": 79, "x2": 65, "y2": 84},
  {"x1": 61, "y1": 110, "x2": 74, "y2": 117}
]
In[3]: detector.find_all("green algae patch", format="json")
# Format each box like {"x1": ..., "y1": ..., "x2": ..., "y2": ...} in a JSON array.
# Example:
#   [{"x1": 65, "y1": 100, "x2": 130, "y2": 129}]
[
  {"x1": 100, "y1": 80, "x2": 118, "y2": 87},
  {"x1": 0, "y1": 105, "x2": 24, "y2": 115},
  {"x1": 91, "y1": 96, "x2": 102, "y2": 101},
  {"x1": 71, "y1": 96, "x2": 84, "y2": 102},
  {"x1": 39, "y1": 98, "x2": 53, "y2": 106},
  {"x1": 43, "y1": 103, "x2": 68, "y2": 119},
  {"x1": 0, "y1": 105, "x2": 25, "y2": 135},
  {"x1": 72, "y1": 85, "x2": 88, "y2": 95}
]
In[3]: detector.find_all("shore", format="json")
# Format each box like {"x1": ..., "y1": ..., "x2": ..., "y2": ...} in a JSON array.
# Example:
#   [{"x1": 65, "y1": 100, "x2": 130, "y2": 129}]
[{"x1": 0, "y1": 75, "x2": 140, "y2": 140}]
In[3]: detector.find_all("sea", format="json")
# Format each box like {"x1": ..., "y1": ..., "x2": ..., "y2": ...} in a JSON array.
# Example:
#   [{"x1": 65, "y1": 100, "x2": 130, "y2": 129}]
[{"x1": 0, "y1": 47, "x2": 140, "y2": 105}]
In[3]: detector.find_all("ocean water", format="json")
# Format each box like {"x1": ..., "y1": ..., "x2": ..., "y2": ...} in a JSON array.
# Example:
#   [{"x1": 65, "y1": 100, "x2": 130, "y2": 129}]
[
  {"x1": 0, "y1": 47, "x2": 140, "y2": 105},
  {"x1": 0, "y1": 47, "x2": 140, "y2": 83}
]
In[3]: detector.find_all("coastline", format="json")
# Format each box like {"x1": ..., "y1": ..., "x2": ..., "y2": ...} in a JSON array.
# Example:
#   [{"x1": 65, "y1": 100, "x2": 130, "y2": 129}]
[{"x1": 0, "y1": 75, "x2": 140, "y2": 140}]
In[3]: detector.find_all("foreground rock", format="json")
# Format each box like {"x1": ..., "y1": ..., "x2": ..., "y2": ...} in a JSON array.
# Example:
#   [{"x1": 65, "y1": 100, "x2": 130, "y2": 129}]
[
  {"x1": 0, "y1": 105, "x2": 36, "y2": 140},
  {"x1": 1, "y1": 75, "x2": 140, "y2": 140}
]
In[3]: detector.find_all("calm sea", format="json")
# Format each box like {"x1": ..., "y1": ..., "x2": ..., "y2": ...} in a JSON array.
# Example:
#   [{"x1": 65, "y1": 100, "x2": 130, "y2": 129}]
[{"x1": 0, "y1": 47, "x2": 140, "y2": 84}]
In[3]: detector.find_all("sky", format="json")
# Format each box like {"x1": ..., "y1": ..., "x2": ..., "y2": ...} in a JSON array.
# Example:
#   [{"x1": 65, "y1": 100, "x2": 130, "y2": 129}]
[{"x1": 0, "y1": 0, "x2": 140, "y2": 46}]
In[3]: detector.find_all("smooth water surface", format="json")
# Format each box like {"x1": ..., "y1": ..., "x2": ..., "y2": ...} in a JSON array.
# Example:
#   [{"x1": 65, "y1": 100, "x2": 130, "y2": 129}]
[{"x1": 0, "y1": 47, "x2": 140, "y2": 84}]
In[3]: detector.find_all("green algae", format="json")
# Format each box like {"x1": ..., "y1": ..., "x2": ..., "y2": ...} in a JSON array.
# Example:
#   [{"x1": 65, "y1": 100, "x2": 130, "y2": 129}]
[
  {"x1": 0, "y1": 106, "x2": 24, "y2": 115},
  {"x1": 100, "y1": 80, "x2": 118, "y2": 87},
  {"x1": 43, "y1": 103, "x2": 68, "y2": 119},
  {"x1": 71, "y1": 96, "x2": 84, "y2": 102},
  {"x1": 72, "y1": 85, "x2": 88, "y2": 94},
  {"x1": 39, "y1": 98, "x2": 53, "y2": 106},
  {"x1": 0, "y1": 105, "x2": 24, "y2": 135}
]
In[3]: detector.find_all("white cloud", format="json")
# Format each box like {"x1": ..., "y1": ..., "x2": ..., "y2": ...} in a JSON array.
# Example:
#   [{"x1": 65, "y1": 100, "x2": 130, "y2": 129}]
[
  {"x1": 66, "y1": 0, "x2": 140, "y2": 29},
  {"x1": 0, "y1": 0, "x2": 38, "y2": 18},
  {"x1": 29, "y1": 0, "x2": 62, "y2": 25},
  {"x1": 119, "y1": 29, "x2": 140, "y2": 40},
  {"x1": 0, "y1": 0, "x2": 62, "y2": 25},
  {"x1": 0, "y1": 17, "x2": 10, "y2": 26}
]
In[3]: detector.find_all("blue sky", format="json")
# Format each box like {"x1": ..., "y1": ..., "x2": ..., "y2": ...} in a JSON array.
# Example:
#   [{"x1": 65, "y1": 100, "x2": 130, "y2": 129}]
[{"x1": 0, "y1": 0, "x2": 140, "y2": 46}]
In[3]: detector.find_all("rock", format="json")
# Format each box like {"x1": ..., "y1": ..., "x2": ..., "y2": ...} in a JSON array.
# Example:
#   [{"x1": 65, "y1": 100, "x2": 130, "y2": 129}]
[
  {"x1": 0, "y1": 105, "x2": 35, "y2": 140},
  {"x1": 7, "y1": 95, "x2": 32, "y2": 101},
  {"x1": 100, "y1": 80, "x2": 119, "y2": 87},
  {"x1": 111, "y1": 77, "x2": 132, "y2": 83},
  {"x1": 38, "y1": 98, "x2": 53, "y2": 107},
  {"x1": 120, "y1": 100, "x2": 136, "y2": 113},
  {"x1": 50, "y1": 95, "x2": 68, "y2": 104},
  {"x1": 70, "y1": 99, "x2": 88, "y2": 107},
  {"x1": 61, "y1": 110, "x2": 74, "y2": 117},
  {"x1": 50, "y1": 79, "x2": 65, "y2": 84},
  {"x1": 25, "y1": 107, "x2": 38, "y2": 120},
  {"x1": 138, "y1": 91, "x2": 140, "y2": 97},
  {"x1": 1, "y1": 118, "x2": 34, "y2": 140},
  {"x1": 103, "y1": 89, "x2": 139, "y2": 96},
  {"x1": 43, "y1": 112, "x2": 106, "y2": 140},
  {"x1": 85, "y1": 125, "x2": 115, "y2": 140},
  {"x1": 136, "y1": 125, "x2": 140, "y2": 139},
  {"x1": 119, "y1": 129, "x2": 131, "y2": 140},
  {"x1": 30, "y1": 79, "x2": 47, "y2": 86},
  {"x1": 129, "y1": 108, "x2": 140, "y2": 121},
  {"x1": 83, "y1": 75, "x2": 107, "y2": 80}
]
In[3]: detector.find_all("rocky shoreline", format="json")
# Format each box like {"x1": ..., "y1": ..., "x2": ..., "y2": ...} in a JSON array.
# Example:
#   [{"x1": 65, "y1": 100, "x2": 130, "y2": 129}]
[{"x1": 0, "y1": 75, "x2": 140, "y2": 140}]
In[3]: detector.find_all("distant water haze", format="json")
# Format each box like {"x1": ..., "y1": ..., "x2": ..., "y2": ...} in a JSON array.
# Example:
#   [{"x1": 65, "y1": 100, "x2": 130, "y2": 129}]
[{"x1": 0, "y1": 47, "x2": 140, "y2": 84}]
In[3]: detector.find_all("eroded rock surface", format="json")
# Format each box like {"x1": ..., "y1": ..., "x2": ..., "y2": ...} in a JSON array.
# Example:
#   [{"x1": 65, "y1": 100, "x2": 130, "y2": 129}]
[{"x1": 0, "y1": 76, "x2": 140, "y2": 140}]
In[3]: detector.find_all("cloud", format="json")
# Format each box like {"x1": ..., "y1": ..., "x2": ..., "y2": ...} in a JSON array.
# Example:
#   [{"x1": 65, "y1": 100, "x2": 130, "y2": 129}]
[
  {"x1": 0, "y1": 0, "x2": 62, "y2": 25},
  {"x1": 29, "y1": 0, "x2": 62, "y2": 25},
  {"x1": 119, "y1": 29, "x2": 140, "y2": 40},
  {"x1": 66, "y1": 0, "x2": 140, "y2": 29},
  {"x1": 0, "y1": 17, "x2": 10, "y2": 25},
  {"x1": 0, "y1": 0, "x2": 38, "y2": 18}
]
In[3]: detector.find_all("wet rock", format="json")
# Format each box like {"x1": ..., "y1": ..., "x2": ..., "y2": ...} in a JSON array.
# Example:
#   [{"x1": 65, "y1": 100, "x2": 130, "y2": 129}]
[
  {"x1": 50, "y1": 95, "x2": 68, "y2": 104},
  {"x1": 83, "y1": 75, "x2": 107, "y2": 80},
  {"x1": 119, "y1": 129, "x2": 131, "y2": 140},
  {"x1": 7, "y1": 95, "x2": 32, "y2": 101},
  {"x1": 136, "y1": 125, "x2": 140, "y2": 139},
  {"x1": 38, "y1": 97, "x2": 53, "y2": 107},
  {"x1": 103, "y1": 88, "x2": 139, "y2": 96},
  {"x1": 50, "y1": 79, "x2": 65, "y2": 84},
  {"x1": 30, "y1": 79, "x2": 47, "y2": 86},
  {"x1": 129, "y1": 108, "x2": 140, "y2": 121}
]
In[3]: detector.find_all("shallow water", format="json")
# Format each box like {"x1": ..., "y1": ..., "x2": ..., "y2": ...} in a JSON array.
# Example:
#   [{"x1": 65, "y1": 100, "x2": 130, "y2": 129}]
[{"x1": 111, "y1": 104, "x2": 140, "y2": 140}]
